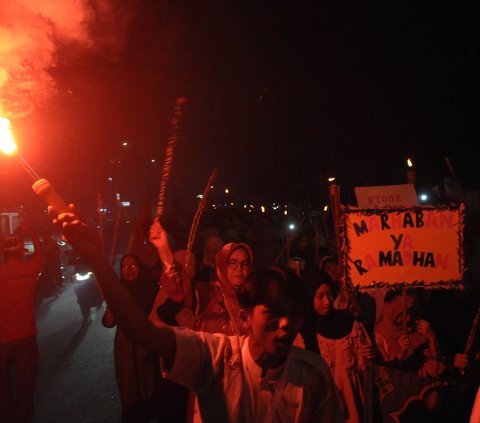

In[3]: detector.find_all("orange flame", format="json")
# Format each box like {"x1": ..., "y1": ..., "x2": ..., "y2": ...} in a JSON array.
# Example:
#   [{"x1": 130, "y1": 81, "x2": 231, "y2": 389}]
[{"x1": 0, "y1": 117, "x2": 17, "y2": 155}]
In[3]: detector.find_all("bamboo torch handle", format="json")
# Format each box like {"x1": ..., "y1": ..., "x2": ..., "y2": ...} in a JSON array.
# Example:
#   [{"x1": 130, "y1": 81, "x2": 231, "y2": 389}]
[{"x1": 32, "y1": 178, "x2": 70, "y2": 213}]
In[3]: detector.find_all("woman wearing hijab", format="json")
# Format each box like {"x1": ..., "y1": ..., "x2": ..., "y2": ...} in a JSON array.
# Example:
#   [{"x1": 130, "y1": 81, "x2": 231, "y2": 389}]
[
  {"x1": 148, "y1": 221, "x2": 255, "y2": 423},
  {"x1": 194, "y1": 242, "x2": 254, "y2": 336},
  {"x1": 102, "y1": 253, "x2": 159, "y2": 423},
  {"x1": 301, "y1": 272, "x2": 376, "y2": 423}
]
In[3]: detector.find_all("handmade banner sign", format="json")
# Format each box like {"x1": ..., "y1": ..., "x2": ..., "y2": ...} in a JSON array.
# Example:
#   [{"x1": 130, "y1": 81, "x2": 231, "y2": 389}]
[{"x1": 341, "y1": 205, "x2": 465, "y2": 289}]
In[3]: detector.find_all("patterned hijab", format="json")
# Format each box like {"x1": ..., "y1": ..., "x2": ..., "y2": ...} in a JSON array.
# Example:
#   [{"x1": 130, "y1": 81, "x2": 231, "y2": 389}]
[{"x1": 215, "y1": 242, "x2": 254, "y2": 288}]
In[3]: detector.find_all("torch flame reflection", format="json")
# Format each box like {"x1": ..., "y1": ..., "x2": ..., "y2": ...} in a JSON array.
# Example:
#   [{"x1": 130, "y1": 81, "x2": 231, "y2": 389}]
[{"x1": 0, "y1": 117, "x2": 18, "y2": 155}]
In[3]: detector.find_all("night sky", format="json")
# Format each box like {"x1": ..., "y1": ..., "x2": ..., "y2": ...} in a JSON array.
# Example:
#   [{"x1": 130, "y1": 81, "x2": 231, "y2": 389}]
[{"x1": 1, "y1": 1, "x2": 479, "y2": 214}]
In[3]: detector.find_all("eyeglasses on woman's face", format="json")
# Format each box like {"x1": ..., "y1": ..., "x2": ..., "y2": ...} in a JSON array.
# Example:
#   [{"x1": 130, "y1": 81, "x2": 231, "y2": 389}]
[{"x1": 227, "y1": 260, "x2": 252, "y2": 270}]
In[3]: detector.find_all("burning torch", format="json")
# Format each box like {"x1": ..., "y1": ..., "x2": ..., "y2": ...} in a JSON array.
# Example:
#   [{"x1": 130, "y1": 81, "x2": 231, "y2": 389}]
[
  {"x1": 406, "y1": 157, "x2": 416, "y2": 185},
  {"x1": 328, "y1": 177, "x2": 341, "y2": 260},
  {"x1": 0, "y1": 117, "x2": 69, "y2": 212}
]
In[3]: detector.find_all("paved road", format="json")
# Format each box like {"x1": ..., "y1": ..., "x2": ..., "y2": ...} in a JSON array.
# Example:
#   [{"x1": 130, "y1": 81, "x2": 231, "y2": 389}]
[{"x1": 33, "y1": 272, "x2": 121, "y2": 423}]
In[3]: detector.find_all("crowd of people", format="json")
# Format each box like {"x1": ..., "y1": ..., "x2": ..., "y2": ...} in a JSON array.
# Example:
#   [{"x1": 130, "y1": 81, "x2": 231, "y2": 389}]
[{"x1": 1, "y1": 203, "x2": 480, "y2": 423}]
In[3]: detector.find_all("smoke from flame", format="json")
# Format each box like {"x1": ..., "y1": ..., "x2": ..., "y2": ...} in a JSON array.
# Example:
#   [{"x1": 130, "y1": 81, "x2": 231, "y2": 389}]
[{"x1": 0, "y1": 0, "x2": 135, "y2": 119}]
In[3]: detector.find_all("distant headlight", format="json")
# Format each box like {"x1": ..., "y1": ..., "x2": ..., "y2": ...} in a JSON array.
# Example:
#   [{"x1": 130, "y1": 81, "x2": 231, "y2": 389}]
[{"x1": 74, "y1": 272, "x2": 93, "y2": 281}]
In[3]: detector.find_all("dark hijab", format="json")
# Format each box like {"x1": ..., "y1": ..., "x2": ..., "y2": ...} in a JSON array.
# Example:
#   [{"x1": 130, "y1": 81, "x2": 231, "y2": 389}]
[
  {"x1": 303, "y1": 270, "x2": 354, "y2": 345},
  {"x1": 119, "y1": 254, "x2": 158, "y2": 315}
]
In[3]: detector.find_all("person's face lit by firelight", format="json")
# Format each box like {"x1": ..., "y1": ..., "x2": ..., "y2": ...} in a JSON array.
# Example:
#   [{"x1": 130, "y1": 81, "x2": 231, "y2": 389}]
[
  {"x1": 121, "y1": 256, "x2": 140, "y2": 282},
  {"x1": 226, "y1": 247, "x2": 252, "y2": 288}
]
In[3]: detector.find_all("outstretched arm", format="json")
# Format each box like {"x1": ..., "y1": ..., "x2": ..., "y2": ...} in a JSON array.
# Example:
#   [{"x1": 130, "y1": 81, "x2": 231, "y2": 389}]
[{"x1": 49, "y1": 206, "x2": 177, "y2": 359}]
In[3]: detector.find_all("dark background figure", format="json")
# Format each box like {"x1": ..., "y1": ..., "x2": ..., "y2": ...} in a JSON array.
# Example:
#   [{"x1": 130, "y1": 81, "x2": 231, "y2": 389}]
[
  {"x1": 69, "y1": 253, "x2": 104, "y2": 321},
  {"x1": 421, "y1": 280, "x2": 480, "y2": 422},
  {"x1": 0, "y1": 220, "x2": 44, "y2": 423},
  {"x1": 36, "y1": 235, "x2": 65, "y2": 301},
  {"x1": 289, "y1": 231, "x2": 316, "y2": 272},
  {"x1": 102, "y1": 254, "x2": 160, "y2": 423},
  {"x1": 195, "y1": 235, "x2": 224, "y2": 285}
]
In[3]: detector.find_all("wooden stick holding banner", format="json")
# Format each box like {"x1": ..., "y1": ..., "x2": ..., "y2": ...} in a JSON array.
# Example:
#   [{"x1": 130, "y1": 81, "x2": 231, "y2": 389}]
[
  {"x1": 360, "y1": 326, "x2": 375, "y2": 423},
  {"x1": 328, "y1": 179, "x2": 347, "y2": 303},
  {"x1": 405, "y1": 158, "x2": 416, "y2": 330},
  {"x1": 402, "y1": 287, "x2": 408, "y2": 334},
  {"x1": 328, "y1": 180, "x2": 341, "y2": 259},
  {"x1": 406, "y1": 157, "x2": 416, "y2": 186},
  {"x1": 321, "y1": 205, "x2": 334, "y2": 255}
]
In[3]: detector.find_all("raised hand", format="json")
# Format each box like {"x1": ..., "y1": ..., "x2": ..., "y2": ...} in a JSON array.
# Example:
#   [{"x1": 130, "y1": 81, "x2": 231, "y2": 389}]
[
  {"x1": 360, "y1": 343, "x2": 377, "y2": 362},
  {"x1": 48, "y1": 205, "x2": 101, "y2": 259},
  {"x1": 416, "y1": 319, "x2": 435, "y2": 340},
  {"x1": 149, "y1": 217, "x2": 174, "y2": 269},
  {"x1": 419, "y1": 358, "x2": 445, "y2": 378},
  {"x1": 149, "y1": 217, "x2": 169, "y2": 250},
  {"x1": 453, "y1": 353, "x2": 470, "y2": 373},
  {"x1": 396, "y1": 333, "x2": 414, "y2": 360}
]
